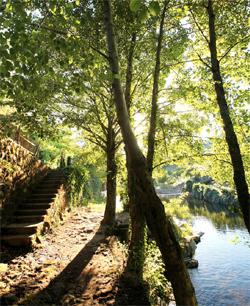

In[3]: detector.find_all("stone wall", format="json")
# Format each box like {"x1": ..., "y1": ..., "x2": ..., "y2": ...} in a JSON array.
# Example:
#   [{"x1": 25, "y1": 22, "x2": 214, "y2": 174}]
[
  {"x1": 185, "y1": 177, "x2": 239, "y2": 214},
  {"x1": 0, "y1": 137, "x2": 47, "y2": 222}
]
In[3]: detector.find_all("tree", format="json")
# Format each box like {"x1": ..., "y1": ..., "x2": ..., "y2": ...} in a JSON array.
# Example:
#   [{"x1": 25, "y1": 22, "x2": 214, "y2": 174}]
[
  {"x1": 183, "y1": 0, "x2": 250, "y2": 231},
  {"x1": 102, "y1": 0, "x2": 197, "y2": 304},
  {"x1": 206, "y1": 0, "x2": 249, "y2": 232},
  {"x1": 147, "y1": 0, "x2": 168, "y2": 175},
  {"x1": 52, "y1": 62, "x2": 121, "y2": 225}
]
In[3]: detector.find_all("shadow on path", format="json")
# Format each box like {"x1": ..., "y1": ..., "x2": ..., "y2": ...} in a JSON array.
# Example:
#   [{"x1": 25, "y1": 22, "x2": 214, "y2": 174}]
[
  {"x1": 23, "y1": 225, "x2": 106, "y2": 306},
  {"x1": 113, "y1": 263, "x2": 150, "y2": 305},
  {"x1": 0, "y1": 245, "x2": 32, "y2": 264}
]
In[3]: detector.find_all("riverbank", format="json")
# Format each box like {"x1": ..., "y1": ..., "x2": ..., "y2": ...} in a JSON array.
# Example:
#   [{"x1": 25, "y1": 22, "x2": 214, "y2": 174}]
[{"x1": 164, "y1": 197, "x2": 204, "y2": 269}]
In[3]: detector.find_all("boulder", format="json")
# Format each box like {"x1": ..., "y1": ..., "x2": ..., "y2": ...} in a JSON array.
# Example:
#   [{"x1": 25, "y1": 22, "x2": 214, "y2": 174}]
[
  {"x1": 185, "y1": 258, "x2": 199, "y2": 269},
  {"x1": 191, "y1": 231, "x2": 204, "y2": 244},
  {"x1": 181, "y1": 237, "x2": 197, "y2": 258}
]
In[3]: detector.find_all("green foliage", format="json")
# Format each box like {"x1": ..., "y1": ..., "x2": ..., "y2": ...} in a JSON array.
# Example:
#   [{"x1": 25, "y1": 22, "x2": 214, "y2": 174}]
[
  {"x1": 164, "y1": 194, "x2": 192, "y2": 220},
  {"x1": 142, "y1": 195, "x2": 193, "y2": 304},
  {"x1": 129, "y1": 0, "x2": 141, "y2": 13},
  {"x1": 84, "y1": 164, "x2": 104, "y2": 203},
  {"x1": 129, "y1": 0, "x2": 160, "y2": 21},
  {"x1": 129, "y1": 240, "x2": 145, "y2": 276},
  {"x1": 148, "y1": 2, "x2": 160, "y2": 16},
  {"x1": 143, "y1": 240, "x2": 172, "y2": 305},
  {"x1": 88, "y1": 202, "x2": 105, "y2": 212},
  {"x1": 62, "y1": 160, "x2": 104, "y2": 207},
  {"x1": 0, "y1": 0, "x2": 248, "y2": 237},
  {"x1": 154, "y1": 164, "x2": 186, "y2": 188},
  {"x1": 64, "y1": 165, "x2": 89, "y2": 207}
]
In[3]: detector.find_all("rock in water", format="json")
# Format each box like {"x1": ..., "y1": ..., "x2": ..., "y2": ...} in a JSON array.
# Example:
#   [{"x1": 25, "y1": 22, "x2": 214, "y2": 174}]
[{"x1": 185, "y1": 259, "x2": 199, "y2": 269}]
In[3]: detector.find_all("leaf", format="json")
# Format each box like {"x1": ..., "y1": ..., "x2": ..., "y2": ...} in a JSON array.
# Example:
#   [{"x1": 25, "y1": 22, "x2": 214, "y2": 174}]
[
  {"x1": 5, "y1": 2, "x2": 12, "y2": 13},
  {"x1": 50, "y1": 5, "x2": 57, "y2": 15},
  {"x1": 129, "y1": 0, "x2": 141, "y2": 12},
  {"x1": 75, "y1": 0, "x2": 80, "y2": 5},
  {"x1": 149, "y1": 1, "x2": 160, "y2": 16},
  {"x1": 139, "y1": 7, "x2": 149, "y2": 22}
]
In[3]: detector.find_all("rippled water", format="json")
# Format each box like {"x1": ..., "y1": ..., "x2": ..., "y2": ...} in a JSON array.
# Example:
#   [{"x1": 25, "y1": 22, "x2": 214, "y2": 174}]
[{"x1": 189, "y1": 217, "x2": 250, "y2": 306}]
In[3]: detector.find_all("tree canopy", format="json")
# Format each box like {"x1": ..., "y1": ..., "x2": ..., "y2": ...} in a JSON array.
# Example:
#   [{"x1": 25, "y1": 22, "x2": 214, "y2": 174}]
[{"x1": 1, "y1": 1, "x2": 249, "y2": 302}]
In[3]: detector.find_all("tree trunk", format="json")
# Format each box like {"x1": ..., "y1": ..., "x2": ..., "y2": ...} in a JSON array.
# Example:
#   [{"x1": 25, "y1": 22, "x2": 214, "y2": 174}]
[
  {"x1": 147, "y1": 0, "x2": 168, "y2": 175},
  {"x1": 127, "y1": 158, "x2": 145, "y2": 280},
  {"x1": 124, "y1": 32, "x2": 146, "y2": 278},
  {"x1": 207, "y1": 0, "x2": 250, "y2": 233},
  {"x1": 125, "y1": 32, "x2": 136, "y2": 114},
  {"x1": 102, "y1": 1, "x2": 197, "y2": 304},
  {"x1": 102, "y1": 125, "x2": 117, "y2": 225}
]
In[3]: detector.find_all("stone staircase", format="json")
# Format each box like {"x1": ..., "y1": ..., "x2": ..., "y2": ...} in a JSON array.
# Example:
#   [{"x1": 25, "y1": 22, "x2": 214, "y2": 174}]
[{"x1": 1, "y1": 170, "x2": 65, "y2": 247}]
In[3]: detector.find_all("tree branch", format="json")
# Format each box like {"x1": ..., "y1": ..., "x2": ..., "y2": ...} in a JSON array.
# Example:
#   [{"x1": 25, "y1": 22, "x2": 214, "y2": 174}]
[
  {"x1": 89, "y1": 44, "x2": 109, "y2": 61},
  {"x1": 189, "y1": 7, "x2": 210, "y2": 45},
  {"x1": 196, "y1": 51, "x2": 212, "y2": 69},
  {"x1": 85, "y1": 136, "x2": 106, "y2": 151},
  {"x1": 219, "y1": 34, "x2": 250, "y2": 62},
  {"x1": 153, "y1": 152, "x2": 232, "y2": 169}
]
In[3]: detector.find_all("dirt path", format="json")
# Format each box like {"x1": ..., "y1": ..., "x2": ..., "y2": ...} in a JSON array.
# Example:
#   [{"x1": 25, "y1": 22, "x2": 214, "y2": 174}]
[{"x1": 0, "y1": 207, "x2": 131, "y2": 305}]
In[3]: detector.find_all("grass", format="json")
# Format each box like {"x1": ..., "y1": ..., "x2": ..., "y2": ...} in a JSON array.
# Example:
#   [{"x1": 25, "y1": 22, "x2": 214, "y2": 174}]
[{"x1": 88, "y1": 202, "x2": 105, "y2": 212}]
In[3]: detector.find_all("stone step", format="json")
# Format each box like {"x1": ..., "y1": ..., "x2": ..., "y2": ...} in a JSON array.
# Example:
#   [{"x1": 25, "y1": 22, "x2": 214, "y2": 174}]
[
  {"x1": 38, "y1": 185, "x2": 61, "y2": 189},
  {"x1": 1, "y1": 234, "x2": 34, "y2": 247},
  {"x1": 20, "y1": 203, "x2": 51, "y2": 209},
  {"x1": 14, "y1": 215, "x2": 45, "y2": 223},
  {"x1": 15, "y1": 209, "x2": 48, "y2": 216},
  {"x1": 38, "y1": 185, "x2": 60, "y2": 189},
  {"x1": 1, "y1": 222, "x2": 43, "y2": 235},
  {"x1": 35, "y1": 187, "x2": 59, "y2": 191},
  {"x1": 42, "y1": 178, "x2": 63, "y2": 181},
  {"x1": 39, "y1": 184, "x2": 60, "y2": 188},
  {"x1": 40, "y1": 179, "x2": 61, "y2": 182},
  {"x1": 28, "y1": 193, "x2": 56, "y2": 198},
  {"x1": 24, "y1": 198, "x2": 54, "y2": 204},
  {"x1": 46, "y1": 173, "x2": 64, "y2": 176},
  {"x1": 34, "y1": 192, "x2": 58, "y2": 197},
  {"x1": 1, "y1": 170, "x2": 65, "y2": 247}
]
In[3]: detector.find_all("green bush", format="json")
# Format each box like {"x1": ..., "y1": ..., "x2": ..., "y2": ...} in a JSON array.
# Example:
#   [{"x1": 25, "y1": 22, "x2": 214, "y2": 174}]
[
  {"x1": 164, "y1": 193, "x2": 192, "y2": 220},
  {"x1": 143, "y1": 240, "x2": 172, "y2": 305},
  {"x1": 64, "y1": 166, "x2": 89, "y2": 207}
]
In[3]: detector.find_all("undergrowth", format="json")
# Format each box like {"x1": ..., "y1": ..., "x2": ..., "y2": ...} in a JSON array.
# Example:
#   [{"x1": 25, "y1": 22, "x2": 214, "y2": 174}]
[
  {"x1": 142, "y1": 195, "x2": 194, "y2": 304},
  {"x1": 164, "y1": 193, "x2": 192, "y2": 220},
  {"x1": 143, "y1": 240, "x2": 172, "y2": 305},
  {"x1": 64, "y1": 166, "x2": 89, "y2": 207}
]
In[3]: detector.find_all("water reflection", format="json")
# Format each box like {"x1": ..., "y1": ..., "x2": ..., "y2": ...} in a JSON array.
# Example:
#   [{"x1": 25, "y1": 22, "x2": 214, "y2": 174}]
[
  {"x1": 189, "y1": 216, "x2": 250, "y2": 306},
  {"x1": 189, "y1": 206, "x2": 245, "y2": 230}
]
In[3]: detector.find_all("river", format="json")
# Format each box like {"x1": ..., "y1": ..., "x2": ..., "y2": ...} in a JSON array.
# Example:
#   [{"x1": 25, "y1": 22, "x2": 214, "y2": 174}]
[{"x1": 189, "y1": 216, "x2": 250, "y2": 306}]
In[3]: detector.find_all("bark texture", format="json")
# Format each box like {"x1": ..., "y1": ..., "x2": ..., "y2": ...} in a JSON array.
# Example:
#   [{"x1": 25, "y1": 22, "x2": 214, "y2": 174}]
[
  {"x1": 207, "y1": 0, "x2": 250, "y2": 232},
  {"x1": 125, "y1": 32, "x2": 136, "y2": 114},
  {"x1": 102, "y1": 124, "x2": 117, "y2": 225},
  {"x1": 127, "y1": 161, "x2": 145, "y2": 280},
  {"x1": 102, "y1": 1, "x2": 197, "y2": 304}
]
